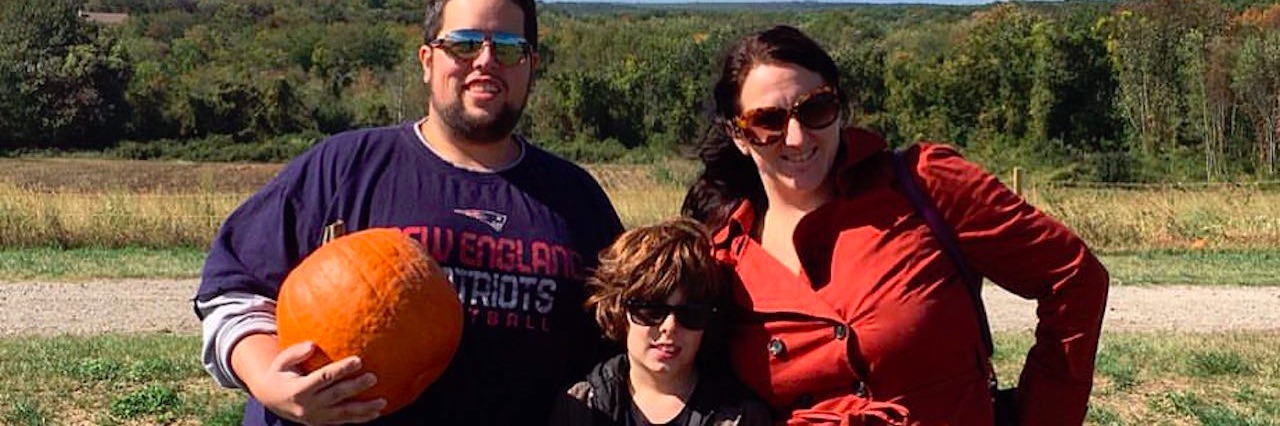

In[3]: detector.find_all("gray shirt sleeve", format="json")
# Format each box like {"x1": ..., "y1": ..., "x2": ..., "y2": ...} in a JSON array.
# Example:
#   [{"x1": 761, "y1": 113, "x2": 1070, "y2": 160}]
[{"x1": 197, "y1": 291, "x2": 278, "y2": 390}]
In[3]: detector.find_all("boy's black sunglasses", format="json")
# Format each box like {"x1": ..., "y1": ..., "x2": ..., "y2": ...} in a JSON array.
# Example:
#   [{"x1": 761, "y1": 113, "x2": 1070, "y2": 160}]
[
  {"x1": 427, "y1": 29, "x2": 533, "y2": 67},
  {"x1": 624, "y1": 298, "x2": 719, "y2": 330}
]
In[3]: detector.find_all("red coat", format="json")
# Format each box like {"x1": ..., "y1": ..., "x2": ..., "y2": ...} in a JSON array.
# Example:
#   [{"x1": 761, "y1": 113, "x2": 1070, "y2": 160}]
[{"x1": 713, "y1": 128, "x2": 1109, "y2": 426}]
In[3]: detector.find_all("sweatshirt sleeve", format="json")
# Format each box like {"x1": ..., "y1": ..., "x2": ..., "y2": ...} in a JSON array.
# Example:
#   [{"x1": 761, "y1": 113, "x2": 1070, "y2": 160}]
[
  {"x1": 194, "y1": 141, "x2": 348, "y2": 304},
  {"x1": 191, "y1": 139, "x2": 350, "y2": 386},
  {"x1": 908, "y1": 143, "x2": 1109, "y2": 425},
  {"x1": 197, "y1": 292, "x2": 279, "y2": 389}
]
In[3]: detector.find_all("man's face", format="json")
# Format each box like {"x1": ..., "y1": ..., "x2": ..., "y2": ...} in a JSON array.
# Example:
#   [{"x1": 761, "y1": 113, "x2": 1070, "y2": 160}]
[{"x1": 419, "y1": 0, "x2": 537, "y2": 144}]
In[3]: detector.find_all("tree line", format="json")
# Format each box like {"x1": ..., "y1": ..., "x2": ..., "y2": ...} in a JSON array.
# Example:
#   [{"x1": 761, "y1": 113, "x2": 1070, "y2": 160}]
[{"x1": 1, "y1": 0, "x2": 1278, "y2": 182}]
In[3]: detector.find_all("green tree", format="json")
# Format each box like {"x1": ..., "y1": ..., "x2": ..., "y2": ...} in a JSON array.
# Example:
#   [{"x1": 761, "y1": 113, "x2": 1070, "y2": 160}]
[
  {"x1": 882, "y1": 24, "x2": 954, "y2": 145},
  {"x1": 1232, "y1": 30, "x2": 1280, "y2": 176},
  {"x1": 1045, "y1": 7, "x2": 1121, "y2": 153},
  {"x1": 825, "y1": 23, "x2": 889, "y2": 135},
  {"x1": 0, "y1": 0, "x2": 132, "y2": 150},
  {"x1": 1102, "y1": 0, "x2": 1231, "y2": 180},
  {"x1": 1177, "y1": 29, "x2": 1237, "y2": 180},
  {"x1": 943, "y1": 6, "x2": 1052, "y2": 155}
]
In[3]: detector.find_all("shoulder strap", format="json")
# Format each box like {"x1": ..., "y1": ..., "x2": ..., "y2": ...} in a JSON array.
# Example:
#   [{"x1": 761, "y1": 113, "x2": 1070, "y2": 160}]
[{"x1": 891, "y1": 149, "x2": 995, "y2": 358}]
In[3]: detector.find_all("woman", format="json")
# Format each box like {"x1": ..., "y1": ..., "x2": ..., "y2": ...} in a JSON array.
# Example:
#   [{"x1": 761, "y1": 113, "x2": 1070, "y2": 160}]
[
  {"x1": 550, "y1": 218, "x2": 771, "y2": 426},
  {"x1": 682, "y1": 26, "x2": 1108, "y2": 426}
]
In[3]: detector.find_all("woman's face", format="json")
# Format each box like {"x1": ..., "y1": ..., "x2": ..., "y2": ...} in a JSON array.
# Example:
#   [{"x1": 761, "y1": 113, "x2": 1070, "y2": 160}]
[
  {"x1": 625, "y1": 289, "x2": 704, "y2": 379},
  {"x1": 732, "y1": 62, "x2": 841, "y2": 208}
]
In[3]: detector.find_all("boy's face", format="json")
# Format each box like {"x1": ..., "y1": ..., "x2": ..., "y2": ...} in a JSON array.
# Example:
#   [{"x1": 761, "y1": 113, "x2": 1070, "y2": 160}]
[{"x1": 625, "y1": 288, "x2": 704, "y2": 380}]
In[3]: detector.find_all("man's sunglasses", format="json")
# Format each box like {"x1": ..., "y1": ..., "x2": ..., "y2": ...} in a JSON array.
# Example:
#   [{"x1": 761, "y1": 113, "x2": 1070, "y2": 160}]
[
  {"x1": 733, "y1": 86, "x2": 840, "y2": 146},
  {"x1": 427, "y1": 29, "x2": 533, "y2": 67},
  {"x1": 624, "y1": 299, "x2": 719, "y2": 331}
]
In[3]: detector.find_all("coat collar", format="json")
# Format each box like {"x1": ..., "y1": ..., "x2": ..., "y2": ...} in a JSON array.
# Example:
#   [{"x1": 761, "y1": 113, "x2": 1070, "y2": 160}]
[{"x1": 710, "y1": 127, "x2": 889, "y2": 321}]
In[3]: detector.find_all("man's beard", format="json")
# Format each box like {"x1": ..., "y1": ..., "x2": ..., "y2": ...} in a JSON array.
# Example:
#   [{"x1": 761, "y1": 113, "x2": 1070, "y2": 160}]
[{"x1": 433, "y1": 97, "x2": 524, "y2": 144}]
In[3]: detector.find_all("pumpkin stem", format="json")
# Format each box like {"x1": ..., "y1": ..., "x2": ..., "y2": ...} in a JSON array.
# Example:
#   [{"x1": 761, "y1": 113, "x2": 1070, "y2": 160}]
[{"x1": 321, "y1": 220, "x2": 346, "y2": 245}]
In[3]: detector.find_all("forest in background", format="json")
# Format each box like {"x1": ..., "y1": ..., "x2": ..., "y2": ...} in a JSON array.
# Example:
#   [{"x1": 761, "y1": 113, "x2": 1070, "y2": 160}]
[{"x1": 2, "y1": 0, "x2": 1279, "y2": 182}]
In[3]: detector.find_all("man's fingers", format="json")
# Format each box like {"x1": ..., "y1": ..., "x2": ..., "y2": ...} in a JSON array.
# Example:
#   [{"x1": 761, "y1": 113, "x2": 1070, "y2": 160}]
[
  {"x1": 330, "y1": 398, "x2": 387, "y2": 424},
  {"x1": 315, "y1": 372, "x2": 378, "y2": 405},
  {"x1": 270, "y1": 341, "x2": 315, "y2": 371},
  {"x1": 304, "y1": 356, "x2": 364, "y2": 390}
]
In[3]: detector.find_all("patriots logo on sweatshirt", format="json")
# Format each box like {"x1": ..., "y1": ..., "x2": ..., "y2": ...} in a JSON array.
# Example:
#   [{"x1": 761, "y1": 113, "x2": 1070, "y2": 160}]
[{"x1": 453, "y1": 209, "x2": 508, "y2": 232}]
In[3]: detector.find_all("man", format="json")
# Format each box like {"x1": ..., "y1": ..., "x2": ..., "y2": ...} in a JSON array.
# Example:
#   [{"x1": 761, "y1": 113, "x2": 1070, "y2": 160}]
[{"x1": 193, "y1": 0, "x2": 623, "y2": 423}]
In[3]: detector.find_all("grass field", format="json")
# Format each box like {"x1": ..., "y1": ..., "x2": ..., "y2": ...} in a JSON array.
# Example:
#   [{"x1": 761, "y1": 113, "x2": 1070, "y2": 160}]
[
  {"x1": 3, "y1": 247, "x2": 1278, "y2": 286},
  {"x1": 3, "y1": 157, "x2": 1279, "y2": 285},
  {"x1": 0, "y1": 247, "x2": 208, "y2": 281},
  {"x1": 1, "y1": 158, "x2": 1277, "y2": 425},
  {"x1": 0, "y1": 334, "x2": 242, "y2": 426},
  {"x1": 1100, "y1": 250, "x2": 1280, "y2": 286},
  {"x1": 3, "y1": 158, "x2": 1279, "y2": 252},
  {"x1": 1, "y1": 331, "x2": 1276, "y2": 425}
]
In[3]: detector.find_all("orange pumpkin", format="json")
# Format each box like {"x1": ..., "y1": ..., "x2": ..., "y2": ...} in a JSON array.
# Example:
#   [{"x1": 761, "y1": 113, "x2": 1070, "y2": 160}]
[{"x1": 277, "y1": 228, "x2": 462, "y2": 415}]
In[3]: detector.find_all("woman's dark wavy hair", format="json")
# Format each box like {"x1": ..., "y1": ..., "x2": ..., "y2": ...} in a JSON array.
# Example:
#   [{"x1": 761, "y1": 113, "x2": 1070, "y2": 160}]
[{"x1": 681, "y1": 25, "x2": 845, "y2": 230}]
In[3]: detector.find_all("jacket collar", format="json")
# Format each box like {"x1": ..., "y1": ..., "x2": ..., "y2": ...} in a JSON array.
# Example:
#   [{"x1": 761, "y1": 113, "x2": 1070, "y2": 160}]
[
  {"x1": 585, "y1": 354, "x2": 741, "y2": 425},
  {"x1": 833, "y1": 127, "x2": 889, "y2": 192},
  {"x1": 710, "y1": 127, "x2": 887, "y2": 321},
  {"x1": 586, "y1": 354, "x2": 630, "y2": 423}
]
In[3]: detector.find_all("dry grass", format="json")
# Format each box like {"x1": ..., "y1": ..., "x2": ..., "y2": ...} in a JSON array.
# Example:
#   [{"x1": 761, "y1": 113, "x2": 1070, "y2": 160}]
[
  {"x1": 1026, "y1": 184, "x2": 1280, "y2": 251},
  {"x1": 0, "y1": 182, "x2": 248, "y2": 248},
  {"x1": 2, "y1": 157, "x2": 1279, "y2": 251},
  {"x1": 0, "y1": 158, "x2": 281, "y2": 193}
]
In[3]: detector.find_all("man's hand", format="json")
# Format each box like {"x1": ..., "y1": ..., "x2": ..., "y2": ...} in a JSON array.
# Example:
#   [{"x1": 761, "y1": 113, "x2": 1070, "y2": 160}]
[{"x1": 237, "y1": 338, "x2": 387, "y2": 425}]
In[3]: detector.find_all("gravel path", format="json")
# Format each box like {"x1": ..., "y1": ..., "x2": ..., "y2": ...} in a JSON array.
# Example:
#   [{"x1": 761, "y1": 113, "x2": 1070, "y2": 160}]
[
  {"x1": 984, "y1": 285, "x2": 1280, "y2": 332},
  {"x1": 0, "y1": 279, "x2": 204, "y2": 337},
  {"x1": 1, "y1": 280, "x2": 1277, "y2": 336}
]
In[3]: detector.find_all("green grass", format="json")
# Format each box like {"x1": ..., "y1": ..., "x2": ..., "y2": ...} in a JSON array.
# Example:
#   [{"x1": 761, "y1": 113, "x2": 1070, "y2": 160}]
[
  {"x1": 0, "y1": 334, "x2": 243, "y2": 425},
  {"x1": 993, "y1": 331, "x2": 1280, "y2": 425},
  {"x1": 4, "y1": 247, "x2": 1279, "y2": 286},
  {"x1": 109, "y1": 384, "x2": 182, "y2": 421},
  {"x1": 1097, "y1": 250, "x2": 1280, "y2": 286},
  {"x1": 0, "y1": 247, "x2": 206, "y2": 281},
  {"x1": 1188, "y1": 350, "x2": 1256, "y2": 377},
  {"x1": 3, "y1": 398, "x2": 51, "y2": 426},
  {"x1": 1, "y1": 332, "x2": 1276, "y2": 424}
]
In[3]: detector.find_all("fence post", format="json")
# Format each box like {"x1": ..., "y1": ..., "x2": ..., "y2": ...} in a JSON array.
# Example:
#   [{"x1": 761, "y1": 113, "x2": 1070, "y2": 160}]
[{"x1": 1011, "y1": 167, "x2": 1023, "y2": 196}]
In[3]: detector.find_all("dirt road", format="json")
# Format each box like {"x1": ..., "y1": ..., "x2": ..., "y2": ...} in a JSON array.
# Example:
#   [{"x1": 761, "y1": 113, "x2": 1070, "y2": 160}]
[{"x1": 1, "y1": 280, "x2": 1277, "y2": 336}]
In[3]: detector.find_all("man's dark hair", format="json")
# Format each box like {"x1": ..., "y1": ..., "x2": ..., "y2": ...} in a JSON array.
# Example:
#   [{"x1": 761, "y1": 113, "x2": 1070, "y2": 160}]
[{"x1": 423, "y1": 0, "x2": 539, "y2": 50}]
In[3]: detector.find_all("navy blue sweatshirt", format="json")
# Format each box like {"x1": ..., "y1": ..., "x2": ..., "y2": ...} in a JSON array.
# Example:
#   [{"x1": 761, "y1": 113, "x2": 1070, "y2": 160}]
[{"x1": 195, "y1": 122, "x2": 624, "y2": 425}]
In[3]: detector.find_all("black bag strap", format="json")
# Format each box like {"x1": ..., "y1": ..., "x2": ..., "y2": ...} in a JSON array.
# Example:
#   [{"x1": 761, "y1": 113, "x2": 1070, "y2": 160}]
[{"x1": 891, "y1": 149, "x2": 995, "y2": 358}]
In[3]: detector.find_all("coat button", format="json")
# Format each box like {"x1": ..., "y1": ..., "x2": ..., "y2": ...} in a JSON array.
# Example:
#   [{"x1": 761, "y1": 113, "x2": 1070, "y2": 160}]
[
  {"x1": 768, "y1": 338, "x2": 786, "y2": 357},
  {"x1": 834, "y1": 324, "x2": 848, "y2": 340}
]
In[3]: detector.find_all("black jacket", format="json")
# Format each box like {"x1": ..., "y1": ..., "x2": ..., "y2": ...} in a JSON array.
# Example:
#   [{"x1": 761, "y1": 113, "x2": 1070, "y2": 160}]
[{"x1": 549, "y1": 354, "x2": 772, "y2": 426}]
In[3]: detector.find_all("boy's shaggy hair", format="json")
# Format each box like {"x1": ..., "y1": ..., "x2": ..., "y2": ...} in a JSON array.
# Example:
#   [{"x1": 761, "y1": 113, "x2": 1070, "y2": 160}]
[{"x1": 586, "y1": 217, "x2": 727, "y2": 342}]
